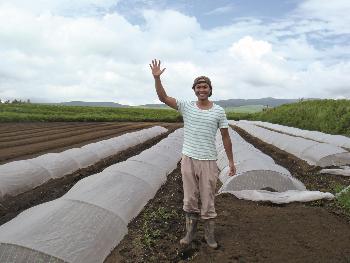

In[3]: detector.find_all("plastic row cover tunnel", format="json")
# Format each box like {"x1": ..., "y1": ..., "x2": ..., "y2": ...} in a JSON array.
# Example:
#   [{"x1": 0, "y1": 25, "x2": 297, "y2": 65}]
[
  {"x1": 0, "y1": 126, "x2": 168, "y2": 200},
  {"x1": 0, "y1": 129, "x2": 184, "y2": 263},
  {"x1": 247, "y1": 120, "x2": 350, "y2": 149},
  {"x1": 216, "y1": 128, "x2": 305, "y2": 193},
  {"x1": 232, "y1": 121, "x2": 350, "y2": 167},
  {"x1": 216, "y1": 128, "x2": 334, "y2": 203}
]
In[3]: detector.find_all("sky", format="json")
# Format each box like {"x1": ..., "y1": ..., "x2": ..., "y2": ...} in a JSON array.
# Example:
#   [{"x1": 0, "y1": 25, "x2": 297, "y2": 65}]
[{"x1": 0, "y1": 0, "x2": 349, "y2": 105}]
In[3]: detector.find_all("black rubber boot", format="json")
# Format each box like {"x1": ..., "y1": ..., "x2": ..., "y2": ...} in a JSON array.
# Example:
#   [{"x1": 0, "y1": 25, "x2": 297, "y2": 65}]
[
  {"x1": 180, "y1": 213, "x2": 198, "y2": 245},
  {"x1": 204, "y1": 219, "x2": 218, "y2": 248}
]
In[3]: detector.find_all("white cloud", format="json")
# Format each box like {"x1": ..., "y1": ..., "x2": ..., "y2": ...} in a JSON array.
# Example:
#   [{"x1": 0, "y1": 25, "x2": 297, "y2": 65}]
[
  {"x1": 293, "y1": 0, "x2": 350, "y2": 34},
  {"x1": 0, "y1": 0, "x2": 118, "y2": 16},
  {"x1": 0, "y1": 1, "x2": 349, "y2": 104},
  {"x1": 204, "y1": 5, "x2": 234, "y2": 16}
]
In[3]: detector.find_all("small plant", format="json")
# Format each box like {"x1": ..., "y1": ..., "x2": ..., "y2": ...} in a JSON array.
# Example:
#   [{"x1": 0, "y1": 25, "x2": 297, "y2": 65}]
[
  {"x1": 331, "y1": 183, "x2": 346, "y2": 194},
  {"x1": 141, "y1": 207, "x2": 178, "y2": 248},
  {"x1": 335, "y1": 186, "x2": 350, "y2": 215}
]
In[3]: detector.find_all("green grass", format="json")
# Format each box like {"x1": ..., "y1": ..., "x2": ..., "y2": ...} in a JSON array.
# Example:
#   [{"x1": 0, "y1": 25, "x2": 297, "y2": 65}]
[
  {"x1": 0, "y1": 103, "x2": 182, "y2": 122},
  {"x1": 225, "y1": 104, "x2": 265, "y2": 113},
  {"x1": 228, "y1": 99, "x2": 350, "y2": 136},
  {"x1": 335, "y1": 185, "x2": 350, "y2": 215}
]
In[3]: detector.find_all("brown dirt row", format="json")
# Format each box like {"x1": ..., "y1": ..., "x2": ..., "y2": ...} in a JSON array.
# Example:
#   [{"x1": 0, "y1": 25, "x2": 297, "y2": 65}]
[
  {"x1": 105, "y1": 165, "x2": 350, "y2": 263},
  {"x1": 0, "y1": 122, "x2": 81, "y2": 134},
  {"x1": 0, "y1": 123, "x2": 157, "y2": 164},
  {"x1": 0, "y1": 124, "x2": 182, "y2": 226},
  {"x1": 0, "y1": 122, "x2": 121, "y2": 142},
  {"x1": 0, "y1": 122, "x2": 132, "y2": 148}
]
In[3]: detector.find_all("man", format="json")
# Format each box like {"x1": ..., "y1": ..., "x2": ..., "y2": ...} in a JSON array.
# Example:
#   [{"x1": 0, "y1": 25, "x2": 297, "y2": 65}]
[{"x1": 149, "y1": 59, "x2": 236, "y2": 248}]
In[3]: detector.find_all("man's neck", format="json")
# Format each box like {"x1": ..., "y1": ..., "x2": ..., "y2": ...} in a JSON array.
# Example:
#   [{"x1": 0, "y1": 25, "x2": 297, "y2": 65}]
[{"x1": 196, "y1": 99, "x2": 213, "y2": 110}]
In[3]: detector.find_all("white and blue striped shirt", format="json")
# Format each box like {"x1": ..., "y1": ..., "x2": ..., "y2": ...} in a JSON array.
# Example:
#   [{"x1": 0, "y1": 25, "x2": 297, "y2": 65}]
[{"x1": 176, "y1": 100, "x2": 229, "y2": 160}]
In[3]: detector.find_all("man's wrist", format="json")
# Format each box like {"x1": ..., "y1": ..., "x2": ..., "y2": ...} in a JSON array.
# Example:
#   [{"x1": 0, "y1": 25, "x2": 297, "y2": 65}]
[{"x1": 153, "y1": 75, "x2": 161, "y2": 79}]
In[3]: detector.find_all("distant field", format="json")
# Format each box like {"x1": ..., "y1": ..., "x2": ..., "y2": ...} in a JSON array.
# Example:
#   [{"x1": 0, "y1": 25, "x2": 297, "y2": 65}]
[
  {"x1": 251, "y1": 99, "x2": 350, "y2": 136},
  {"x1": 1, "y1": 100, "x2": 349, "y2": 137},
  {"x1": 0, "y1": 103, "x2": 181, "y2": 122},
  {"x1": 224, "y1": 105, "x2": 265, "y2": 113}
]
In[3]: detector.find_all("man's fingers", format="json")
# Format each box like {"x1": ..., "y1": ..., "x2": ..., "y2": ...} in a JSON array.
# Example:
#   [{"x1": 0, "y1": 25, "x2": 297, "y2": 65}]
[
  {"x1": 161, "y1": 68, "x2": 166, "y2": 74},
  {"x1": 149, "y1": 64, "x2": 152, "y2": 69},
  {"x1": 158, "y1": 60, "x2": 161, "y2": 67}
]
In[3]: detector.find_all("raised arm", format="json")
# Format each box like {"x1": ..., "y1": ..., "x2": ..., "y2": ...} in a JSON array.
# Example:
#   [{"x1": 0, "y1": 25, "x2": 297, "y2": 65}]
[{"x1": 149, "y1": 59, "x2": 177, "y2": 110}]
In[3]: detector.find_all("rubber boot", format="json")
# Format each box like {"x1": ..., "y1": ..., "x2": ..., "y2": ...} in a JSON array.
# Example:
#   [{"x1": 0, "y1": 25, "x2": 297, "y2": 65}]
[
  {"x1": 180, "y1": 213, "x2": 198, "y2": 245},
  {"x1": 204, "y1": 219, "x2": 218, "y2": 248}
]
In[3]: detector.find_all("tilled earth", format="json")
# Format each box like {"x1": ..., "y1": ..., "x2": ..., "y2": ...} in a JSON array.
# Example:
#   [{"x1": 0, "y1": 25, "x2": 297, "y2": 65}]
[
  {"x1": 105, "y1": 125, "x2": 350, "y2": 263},
  {"x1": 1, "y1": 122, "x2": 350, "y2": 262},
  {"x1": 0, "y1": 122, "x2": 180, "y2": 164},
  {"x1": 0, "y1": 122, "x2": 182, "y2": 225}
]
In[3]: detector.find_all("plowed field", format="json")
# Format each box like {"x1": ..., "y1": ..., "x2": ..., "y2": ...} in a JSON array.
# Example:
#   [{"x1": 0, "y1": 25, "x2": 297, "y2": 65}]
[
  {"x1": 0, "y1": 122, "x2": 182, "y2": 225},
  {"x1": 0, "y1": 122, "x2": 179, "y2": 164},
  {"x1": 1, "y1": 122, "x2": 350, "y2": 262}
]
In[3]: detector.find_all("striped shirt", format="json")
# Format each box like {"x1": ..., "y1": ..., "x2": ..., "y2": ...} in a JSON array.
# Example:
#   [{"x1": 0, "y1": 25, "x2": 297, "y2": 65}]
[{"x1": 176, "y1": 100, "x2": 229, "y2": 160}]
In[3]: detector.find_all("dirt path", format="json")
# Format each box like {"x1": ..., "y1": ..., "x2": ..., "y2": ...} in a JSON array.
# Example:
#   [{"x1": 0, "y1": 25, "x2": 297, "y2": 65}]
[{"x1": 105, "y1": 125, "x2": 350, "y2": 263}]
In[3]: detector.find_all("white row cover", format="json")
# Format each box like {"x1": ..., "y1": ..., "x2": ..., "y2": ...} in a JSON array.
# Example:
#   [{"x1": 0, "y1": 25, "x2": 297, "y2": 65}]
[
  {"x1": 320, "y1": 166, "x2": 350, "y2": 177},
  {"x1": 0, "y1": 126, "x2": 168, "y2": 200},
  {"x1": 217, "y1": 128, "x2": 334, "y2": 203},
  {"x1": 248, "y1": 120, "x2": 350, "y2": 149},
  {"x1": 216, "y1": 128, "x2": 306, "y2": 193},
  {"x1": 0, "y1": 129, "x2": 184, "y2": 263},
  {"x1": 232, "y1": 121, "x2": 350, "y2": 167},
  {"x1": 221, "y1": 190, "x2": 334, "y2": 204}
]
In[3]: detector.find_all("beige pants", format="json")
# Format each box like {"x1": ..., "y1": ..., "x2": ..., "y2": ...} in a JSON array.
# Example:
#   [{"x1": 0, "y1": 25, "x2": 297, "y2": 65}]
[{"x1": 181, "y1": 155, "x2": 219, "y2": 219}]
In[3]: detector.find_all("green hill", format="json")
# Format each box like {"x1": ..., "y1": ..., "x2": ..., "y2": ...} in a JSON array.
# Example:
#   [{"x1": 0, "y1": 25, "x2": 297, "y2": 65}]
[{"x1": 237, "y1": 99, "x2": 350, "y2": 136}]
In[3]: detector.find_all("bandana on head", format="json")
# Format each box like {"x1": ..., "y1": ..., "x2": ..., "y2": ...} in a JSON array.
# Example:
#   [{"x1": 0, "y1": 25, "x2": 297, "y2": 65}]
[
  {"x1": 192, "y1": 76, "x2": 213, "y2": 96},
  {"x1": 192, "y1": 76, "x2": 212, "y2": 89}
]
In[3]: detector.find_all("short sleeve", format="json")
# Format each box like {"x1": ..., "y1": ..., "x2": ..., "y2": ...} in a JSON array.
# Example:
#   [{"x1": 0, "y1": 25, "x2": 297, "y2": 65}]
[
  {"x1": 219, "y1": 108, "x2": 229, "y2": 128},
  {"x1": 176, "y1": 99, "x2": 186, "y2": 113}
]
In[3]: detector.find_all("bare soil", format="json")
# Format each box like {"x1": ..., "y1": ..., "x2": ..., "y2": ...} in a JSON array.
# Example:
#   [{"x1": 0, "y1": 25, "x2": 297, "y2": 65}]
[{"x1": 0, "y1": 122, "x2": 178, "y2": 164}]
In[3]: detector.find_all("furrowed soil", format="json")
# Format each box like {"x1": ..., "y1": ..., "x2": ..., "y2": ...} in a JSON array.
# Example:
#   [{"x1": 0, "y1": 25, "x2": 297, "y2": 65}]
[
  {"x1": 1, "y1": 122, "x2": 350, "y2": 262},
  {"x1": 0, "y1": 122, "x2": 179, "y2": 164},
  {"x1": 105, "y1": 125, "x2": 350, "y2": 263},
  {"x1": 0, "y1": 122, "x2": 182, "y2": 225}
]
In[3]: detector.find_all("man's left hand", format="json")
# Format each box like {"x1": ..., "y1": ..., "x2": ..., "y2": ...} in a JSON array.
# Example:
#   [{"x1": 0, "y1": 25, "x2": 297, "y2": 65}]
[{"x1": 228, "y1": 162, "x2": 236, "y2": 176}]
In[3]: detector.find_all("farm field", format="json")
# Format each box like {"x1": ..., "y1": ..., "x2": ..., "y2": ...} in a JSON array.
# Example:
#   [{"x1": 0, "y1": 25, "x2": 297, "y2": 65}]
[
  {"x1": 0, "y1": 121, "x2": 180, "y2": 164},
  {"x1": 0, "y1": 121, "x2": 349, "y2": 262},
  {"x1": 224, "y1": 104, "x2": 265, "y2": 113},
  {"x1": 0, "y1": 122, "x2": 182, "y2": 225},
  {"x1": 104, "y1": 124, "x2": 350, "y2": 263}
]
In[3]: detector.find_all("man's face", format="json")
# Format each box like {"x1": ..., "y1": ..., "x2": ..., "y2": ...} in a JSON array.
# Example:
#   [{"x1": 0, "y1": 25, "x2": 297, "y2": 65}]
[{"x1": 194, "y1": 82, "x2": 211, "y2": 100}]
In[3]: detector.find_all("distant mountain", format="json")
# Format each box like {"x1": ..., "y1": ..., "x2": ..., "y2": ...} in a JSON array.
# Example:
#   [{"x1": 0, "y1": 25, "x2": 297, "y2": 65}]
[
  {"x1": 58, "y1": 101, "x2": 128, "y2": 107},
  {"x1": 142, "y1": 97, "x2": 309, "y2": 108},
  {"x1": 52, "y1": 98, "x2": 314, "y2": 108},
  {"x1": 214, "y1": 97, "x2": 299, "y2": 108}
]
